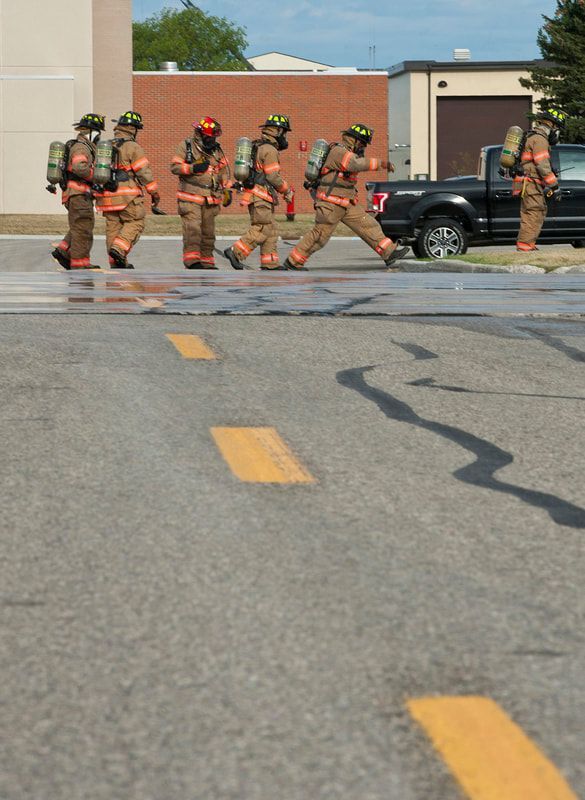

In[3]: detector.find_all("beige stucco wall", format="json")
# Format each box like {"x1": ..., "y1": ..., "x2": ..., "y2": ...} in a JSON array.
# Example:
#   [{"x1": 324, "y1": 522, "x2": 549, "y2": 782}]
[
  {"x1": 0, "y1": 0, "x2": 132, "y2": 213},
  {"x1": 93, "y1": 0, "x2": 133, "y2": 136},
  {"x1": 387, "y1": 72, "x2": 411, "y2": 180},
  {"x1": 390, "y1": 67, "x2": 542, "y2": 180}
]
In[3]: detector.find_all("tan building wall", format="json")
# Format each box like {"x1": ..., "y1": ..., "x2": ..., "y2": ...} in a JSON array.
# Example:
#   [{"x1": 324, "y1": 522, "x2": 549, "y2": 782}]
[
  {"x1": 389, "y1": 62, "x2": 544, "y2": 180},
  {"x1": 93, "y1": 0, "x2": 133, "y2": 136},
  {"x1": 0, "y1": 0, "x2": 132, "y2": 214}
]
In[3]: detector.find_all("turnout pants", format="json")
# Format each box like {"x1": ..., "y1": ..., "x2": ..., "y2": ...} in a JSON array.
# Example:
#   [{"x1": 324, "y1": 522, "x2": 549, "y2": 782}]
[
  {"x1": 233, "y1": 201, "x2": 280, "y2": 267},
  {"x1": 105, "y1": 198, "x2": 146, "y2": 265},
  {"x1": 517, "y1": 181, "x2": 547, "y2": 248},
  {"x1": 288, "y1": 200, "x2": 395, "y2": 267},
  {"x1": 178, "y1": 199, "x2": 220, "y2": 267},
  {"x1": 57, "y1": 195, "x2": 95, "y2": 268}
]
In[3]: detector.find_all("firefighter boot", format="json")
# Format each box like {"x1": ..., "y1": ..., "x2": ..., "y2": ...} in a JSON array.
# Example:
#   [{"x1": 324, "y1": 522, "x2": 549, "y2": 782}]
[
  {"x1": 52, "y1": 249, "x2": 71, "y2": 270},
  {"x1": 223, "y1": 247, "x2": 244, "y2": 270},
  {"x1": 283, "y1": 258, "x2": 308, "y2": 272},
  {"x1": 384, "y1": 243, "x2": 409, "y2": 267},
  {"x1": 109, "y1": 248, "x2": 134, "y2": 269}
]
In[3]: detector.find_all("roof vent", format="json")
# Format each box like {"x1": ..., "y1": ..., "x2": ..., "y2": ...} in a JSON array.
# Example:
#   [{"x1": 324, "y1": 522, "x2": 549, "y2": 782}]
[
  {"x1": 160, "y1": 61, "x2": 179, "y2": 71},
  {"x1": 453, "y1": 49, "x2": 471, "y2": 61}
]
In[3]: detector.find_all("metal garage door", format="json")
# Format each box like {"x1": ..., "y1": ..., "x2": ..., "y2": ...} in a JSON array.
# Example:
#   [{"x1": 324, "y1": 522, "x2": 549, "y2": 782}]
[{"x1": 437, "y1": 96, "x2": 532, "y2": 179}]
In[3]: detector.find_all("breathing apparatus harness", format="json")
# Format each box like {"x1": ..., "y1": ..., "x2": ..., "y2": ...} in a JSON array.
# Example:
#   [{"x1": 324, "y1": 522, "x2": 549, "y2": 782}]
[
  {"x1": 304, "y1": 140, "x2": 356, "y2": 199},
  {"x1": 184, "y1": 137, "x2": 231, "y2": 198},
  {"x1": 62, "y1": 137, "x2": 95, "y2": 191}
]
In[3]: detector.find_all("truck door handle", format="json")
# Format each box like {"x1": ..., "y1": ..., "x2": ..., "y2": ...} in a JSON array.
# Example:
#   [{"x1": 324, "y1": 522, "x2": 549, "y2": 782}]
[
  {"x1": 495, "y1": 190, "x2": 512, "y2": 198},
  {"x1": 561, "y1": 189, "x2": 572, "y2": 196}
]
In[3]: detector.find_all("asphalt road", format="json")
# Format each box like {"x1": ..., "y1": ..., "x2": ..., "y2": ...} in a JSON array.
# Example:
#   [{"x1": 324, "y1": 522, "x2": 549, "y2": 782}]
[{"x1": 1, "y1": 313, "x2": 584, "y2": 799}]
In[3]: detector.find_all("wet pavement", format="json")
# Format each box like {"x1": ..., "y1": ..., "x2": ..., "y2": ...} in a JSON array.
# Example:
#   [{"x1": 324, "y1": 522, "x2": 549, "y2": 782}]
[{"x1": 1, "y1": 270, "x2": 585, "y2": 315}]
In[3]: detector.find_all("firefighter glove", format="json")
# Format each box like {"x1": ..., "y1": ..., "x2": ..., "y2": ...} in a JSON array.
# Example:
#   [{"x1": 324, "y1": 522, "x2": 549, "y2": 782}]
[
  {"x1": 284, "y1": 189, "x2": 294, "y2": 204},
  {"x1": 221, "y1": 189, "x2": 232, "y2": 207},
  {"x1": 191, "y1": 160, "x2": 209, "y2": 174},
  {"x1": 546, "y1": 185, "x2": 561, "y2": 202},
  {"x1": 381, "y1": 161, "x2": 396, "y2": 173},
  {"x1": 151, "y1": 191, "x2": 161, "y2": 207}
]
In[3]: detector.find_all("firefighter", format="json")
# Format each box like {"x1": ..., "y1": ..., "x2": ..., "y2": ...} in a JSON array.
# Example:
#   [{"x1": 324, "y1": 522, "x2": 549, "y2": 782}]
[
  {"x1": 284, "y1": 123, "x2": 408, "y2": 270},
  {"x1": 52, "y1": 113, "x2": 105, "y2": 270},
  {"x1": 516, "y1": 108, "x2": 567, "y2": 252},
  {"x1": 223, "y1": 114, "x2": 294, "y2": 270},
  {"x1": 171, "y1": 117, "x2": 230, "y2": 269},
  {"x1": 95, "y1": 111, "x2": 160, "y2": 269}
]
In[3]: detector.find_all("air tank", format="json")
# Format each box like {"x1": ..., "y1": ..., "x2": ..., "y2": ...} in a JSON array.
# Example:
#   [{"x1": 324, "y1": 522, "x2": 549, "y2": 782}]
[
  {"x1": 500, "y1": 126, "x2": 524, "y2": 169},
  {"x1": 305, "y1": 139, "x2": 330, "y2": 183},
  {"x1": 93, "y1": 140, "x2": 114, "y2": 185},
  {"x1": 46, "y1": 141, "x2": 66, "y2": 185},
  {"x1": 233, "y1": 137, "x2": 253, "y2": 182}
]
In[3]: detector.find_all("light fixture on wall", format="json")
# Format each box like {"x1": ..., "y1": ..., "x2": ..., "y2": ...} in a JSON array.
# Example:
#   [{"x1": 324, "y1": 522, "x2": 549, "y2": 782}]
[{"x1": 438, "y1": 80, "x2": 448, "y2": 88}]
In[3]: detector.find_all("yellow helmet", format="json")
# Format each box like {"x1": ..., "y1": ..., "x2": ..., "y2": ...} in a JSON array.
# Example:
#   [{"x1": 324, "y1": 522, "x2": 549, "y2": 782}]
[{"x1": 342, "y1": 123, "x2": 374, "y2": 144}]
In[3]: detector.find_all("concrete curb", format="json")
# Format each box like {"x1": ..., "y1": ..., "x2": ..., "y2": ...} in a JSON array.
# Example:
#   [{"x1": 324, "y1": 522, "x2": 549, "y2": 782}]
[
  {"x1": 551, "y1": 265, "x2": 585, "y2": 274},
  {"x1": 398, "y1": 259, "x2": 546, "y2": 274}
]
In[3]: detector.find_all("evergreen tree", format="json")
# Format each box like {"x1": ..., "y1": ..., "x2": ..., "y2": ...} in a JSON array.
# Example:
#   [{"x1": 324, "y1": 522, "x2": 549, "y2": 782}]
[
  {"x1": 133, "y1": 6, "x2": 249, "y2": 72},
  {"x1": 520, "y1": 0, "x2": 585, "y2": 142}
]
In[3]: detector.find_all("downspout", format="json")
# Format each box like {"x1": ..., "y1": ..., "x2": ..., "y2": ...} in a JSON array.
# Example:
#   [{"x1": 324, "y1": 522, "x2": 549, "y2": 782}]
[{"x1": 426, "y1": 63, "x2": 432, "y2": 179}]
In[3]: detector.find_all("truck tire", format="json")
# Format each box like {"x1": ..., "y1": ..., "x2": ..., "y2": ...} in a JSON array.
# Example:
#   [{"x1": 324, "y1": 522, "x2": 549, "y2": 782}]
[
  {"x1": 418, "y1": 218, "x2": 468, "y2": 259},
  {"x1": 571, "y1": 239, "x2": 585, "y2": 249}
]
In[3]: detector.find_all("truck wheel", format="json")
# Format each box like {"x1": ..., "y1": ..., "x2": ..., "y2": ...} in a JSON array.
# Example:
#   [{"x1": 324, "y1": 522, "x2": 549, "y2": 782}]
[
  {"x1": 571, "y1": 240, "x2": 585, "y2": 249},
  {"x1": 418, "y1": 218, "x2": 468, "y2": 259}
]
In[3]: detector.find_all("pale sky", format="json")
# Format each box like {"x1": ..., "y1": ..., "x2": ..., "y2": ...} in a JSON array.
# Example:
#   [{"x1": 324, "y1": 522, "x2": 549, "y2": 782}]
[{"x1": 132, "y1": 0, "x2": 557, "y2": 68}]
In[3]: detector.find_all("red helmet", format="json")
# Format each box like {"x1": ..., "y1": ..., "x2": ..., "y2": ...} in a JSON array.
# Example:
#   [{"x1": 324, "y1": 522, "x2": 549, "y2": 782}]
[{"x1": 193, "y1": 116, "x2": 222, "y2": 138}]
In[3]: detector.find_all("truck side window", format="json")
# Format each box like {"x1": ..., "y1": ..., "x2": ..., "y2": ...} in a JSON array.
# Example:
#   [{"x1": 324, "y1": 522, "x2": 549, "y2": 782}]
[{"x1": 558, "y1": 148, "x2": 585, "y2": 181}]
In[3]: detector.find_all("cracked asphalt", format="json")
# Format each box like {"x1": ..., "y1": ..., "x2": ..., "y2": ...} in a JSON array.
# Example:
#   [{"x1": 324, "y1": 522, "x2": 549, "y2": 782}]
[{"x1": 0, "y1": 311, "x2": 584, "y2": 799}]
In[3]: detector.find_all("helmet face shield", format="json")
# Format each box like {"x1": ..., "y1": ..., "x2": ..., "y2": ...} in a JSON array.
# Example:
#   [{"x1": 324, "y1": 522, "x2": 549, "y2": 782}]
[
  {"x1": 260, "y1": 114, "x2": 292, "y2": 132},
  {"x1": 538, "y1": 108, "x2": 567, "y2": 130},
  {"x1": 74, "y1": 113, "x2": 106, "y2": 132},
  {"x1": 114, "y1": 111, "x2": 144, "y2": 129},
  {"x1": 342, "y1": 123, "x2": 374, "y2": 145},
  {"x1": 194, "y1": 116, "x2": 222, "y2": 136},
  {"x1": 193, "y1": 117, "x2": 222, "y2": 151}
]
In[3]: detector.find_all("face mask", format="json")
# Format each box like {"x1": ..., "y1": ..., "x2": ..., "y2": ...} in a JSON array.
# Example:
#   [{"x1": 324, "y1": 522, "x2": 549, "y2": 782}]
[
  {"x1": 277, "y1": 132, "x2": 289, "y2": 151},
  {"x1": 201, "y1": 135, "x2": 217, "y2": 152},
  {"x1": 355, "y1": 144, "x2": 366, "y2": 157},
  {"x1": 549, "y1": 129, "x2": 561, "y2": 146},
  {"x1": 90, "y1": 131, "x2": 101, "y2": 144}
]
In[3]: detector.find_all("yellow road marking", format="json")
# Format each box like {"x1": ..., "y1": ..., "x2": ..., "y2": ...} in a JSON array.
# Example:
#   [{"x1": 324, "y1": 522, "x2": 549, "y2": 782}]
[
  {"x1": 408, "y1": 696, "x2": 578, "y2": 800},
  {"x1": 211, "y1": 427, "x2": 315, "y2": 484},
  {"x1": 166, "y1": 333, "x2": 217, "y2": 360}
]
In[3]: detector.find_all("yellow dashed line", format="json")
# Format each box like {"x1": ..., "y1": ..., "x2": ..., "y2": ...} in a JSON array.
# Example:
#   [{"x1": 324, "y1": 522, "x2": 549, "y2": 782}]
[
  {"x1": 408, "y1": 696, "x2": 578, "y2": 800},
  {"x1": 166, "y1": 333, "x2": 217, "y2": 360},
  {"x1": 211, "y1": 427, "x2": 315, "y2": 484}
]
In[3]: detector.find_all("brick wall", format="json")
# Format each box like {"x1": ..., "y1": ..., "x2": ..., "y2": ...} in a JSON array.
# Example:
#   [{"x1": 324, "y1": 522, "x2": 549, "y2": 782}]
[{"x1": 133, "y1": 73, "x2": 388, "y2": 215}]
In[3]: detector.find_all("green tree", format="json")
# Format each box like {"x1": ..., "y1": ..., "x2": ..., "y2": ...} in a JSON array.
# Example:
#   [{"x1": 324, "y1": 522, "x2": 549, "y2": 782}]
[
  {"x1": 520, "y1": 0, "x2": 585, "y2": 142},
  {"x1": 133, "y1": 6, "x2": 249, "y2": 71}
]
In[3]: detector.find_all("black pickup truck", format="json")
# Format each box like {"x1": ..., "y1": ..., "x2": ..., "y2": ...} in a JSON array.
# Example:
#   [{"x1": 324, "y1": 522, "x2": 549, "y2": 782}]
[{"x1": 366, "y1": 144, "x2": 585, "y2": 258}]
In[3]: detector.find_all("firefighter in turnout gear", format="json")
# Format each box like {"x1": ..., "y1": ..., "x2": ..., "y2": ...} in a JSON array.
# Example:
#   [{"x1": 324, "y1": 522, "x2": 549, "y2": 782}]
[
  {"x1": 171, "y1": 117, "x2": 230, "y2": 269},
  {"x1": 52, "y1": 113, "x2": 105, "y2": 270},
  {"x1": 285, "y1": 124, "x2": 408, "y2": 270},
  {"x1": 95, "y1": 111, "x2": 160, "y2": 269},
  {"x1": 224, "y1": 114, "x2": 294, "y2": 270},
  {"x1": 516, "y1": 108, "x2": 567, "y2": 252}
]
